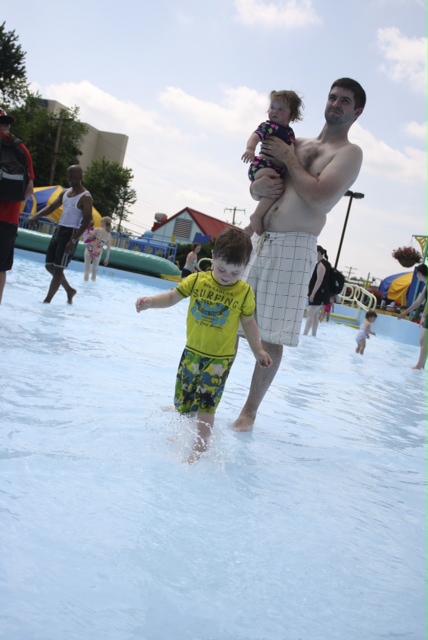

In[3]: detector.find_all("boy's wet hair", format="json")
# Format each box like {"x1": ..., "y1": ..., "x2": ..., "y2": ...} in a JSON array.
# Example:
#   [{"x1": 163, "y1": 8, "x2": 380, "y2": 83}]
[
  {"x1": 365, "y1": 310, "x2": 378, "y2": 320},
  {"x1": 269, "y1": 90, "x2": 304, "y2": 123},
  {"x1": 212, "y1": 228, "x2": 253, "y2": 266},
  {"x1": 330, "y1": 78, "x2": 366, "y2": 110}
]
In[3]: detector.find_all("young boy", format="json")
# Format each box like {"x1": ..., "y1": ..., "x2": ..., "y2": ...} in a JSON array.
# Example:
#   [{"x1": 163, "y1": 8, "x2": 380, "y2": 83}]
[
  {"x1": 136, "y1": 228, "x2": 272, "y2": 462},
  {"x1": 355, "y1": 310, "x2": 377, "y2": 355}
]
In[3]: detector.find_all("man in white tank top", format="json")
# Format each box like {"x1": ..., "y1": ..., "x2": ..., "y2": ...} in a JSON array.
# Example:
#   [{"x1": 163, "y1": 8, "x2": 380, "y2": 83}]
[{"x1": 29, "y1": 165, "x2": 93, "y2": 303}]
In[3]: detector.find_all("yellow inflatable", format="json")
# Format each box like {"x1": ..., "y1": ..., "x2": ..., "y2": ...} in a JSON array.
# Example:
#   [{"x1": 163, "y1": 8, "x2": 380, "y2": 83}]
[{"x1": 21, "y1": 186, "x2": 103, "y2": 227}]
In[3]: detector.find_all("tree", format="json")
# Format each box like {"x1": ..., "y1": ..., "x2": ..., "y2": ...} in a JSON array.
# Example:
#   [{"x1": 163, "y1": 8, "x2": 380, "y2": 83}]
[
  {"x1": 9, "y1": 94, "x2": 87, "y2": 186},
  {"x1": 116, "y1": 184, "x2": 137, "y2": 233},
  {"x1": 0, "y1": 22, "x2": 28, "y2": 106},
  {"x1": 83, "y1": 158, "x2": 137, "y2": 226}
]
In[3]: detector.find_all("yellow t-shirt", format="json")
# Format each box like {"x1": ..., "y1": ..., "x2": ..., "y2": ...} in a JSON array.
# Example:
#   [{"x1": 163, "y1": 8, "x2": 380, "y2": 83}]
[{"x1": 176, "y1": 271, "x2": 256, "y2": 358}]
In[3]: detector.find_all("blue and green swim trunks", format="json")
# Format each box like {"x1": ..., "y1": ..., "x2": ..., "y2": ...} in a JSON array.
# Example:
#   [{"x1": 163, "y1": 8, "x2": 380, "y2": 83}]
[{"x1": 174, "y1": 349, "x2": 235, "y2": 415}]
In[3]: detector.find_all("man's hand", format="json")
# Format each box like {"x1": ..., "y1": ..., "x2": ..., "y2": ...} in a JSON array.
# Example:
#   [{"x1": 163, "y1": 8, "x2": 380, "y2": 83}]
[
  {"x1": 27, "y1": 215, "x2": 39, "y2": 228},
  {"x1": 260, "y1": 137, "x2": 295, "y2": 165},
  {"x1": 251, "y1": 169, "x2": 284, "y2": 201}
]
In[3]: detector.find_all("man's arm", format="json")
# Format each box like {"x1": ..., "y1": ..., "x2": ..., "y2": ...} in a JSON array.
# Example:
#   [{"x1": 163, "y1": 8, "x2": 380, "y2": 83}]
[
  {"x1": 398, "y1": 286, "x2": 427, "y2": 319},
  {"x1": 261, "y1": 137, "x2": 363, "y2": 208},
  {"x1": 28, "y1": 192, "x2": 65, "y2": 225},
  {"x1": 250, "y1": 169, "x2": 285, "y2": 201}
]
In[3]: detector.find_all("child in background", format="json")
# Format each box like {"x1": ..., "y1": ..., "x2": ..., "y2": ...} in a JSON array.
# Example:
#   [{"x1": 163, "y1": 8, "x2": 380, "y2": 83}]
[
  {"x1": 135, "y1": 228, "x2": 272, "y2": 463},
  {"x1": 319, "y1": 296, "x2": 335, "y2": 323},
  {"x1": 241, "y1": 89, "x2": 304, "y2": 237},
  {"x1": 83, "y1": 216, "x2": 112, "y2": 281},
  {"x1": 355, "y1": 310, "x2": 377, "y2": 355}
]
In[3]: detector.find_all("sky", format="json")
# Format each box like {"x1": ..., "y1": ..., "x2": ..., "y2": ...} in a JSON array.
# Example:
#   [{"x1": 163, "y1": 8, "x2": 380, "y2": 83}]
[{"x1": 3, "y1": 0, "x2": 427, "y2": 281}]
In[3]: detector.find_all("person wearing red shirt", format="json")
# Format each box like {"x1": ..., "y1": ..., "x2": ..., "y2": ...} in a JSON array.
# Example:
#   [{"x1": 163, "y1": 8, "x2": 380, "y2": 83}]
[{"x1": 0, "y1": 108, "x2": 35, "y2": 304}]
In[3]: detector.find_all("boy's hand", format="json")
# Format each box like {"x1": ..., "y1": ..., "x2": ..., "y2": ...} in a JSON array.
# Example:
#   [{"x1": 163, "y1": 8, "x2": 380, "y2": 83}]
[
  {"x1": 241, "y1": 150, "x2": 255, "y2": 163},
  {"x1": 135, "y1": 297, "x2": 152, "y2": 312},
  {"x1": 256, "y1": 350, "x2": 273, "y2": 368}
]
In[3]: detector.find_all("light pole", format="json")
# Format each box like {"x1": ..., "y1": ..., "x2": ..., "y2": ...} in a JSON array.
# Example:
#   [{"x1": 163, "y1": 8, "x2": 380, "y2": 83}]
[{"x1": 334, "y1": 190, "x2": 365, "y2": 269}]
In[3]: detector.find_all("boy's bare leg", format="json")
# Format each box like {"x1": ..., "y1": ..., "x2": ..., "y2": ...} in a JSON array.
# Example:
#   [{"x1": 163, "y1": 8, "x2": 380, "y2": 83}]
[
  {"x1": 231, "y1": 341, "x2": 283, "y2": 432},
  {"x1": 188, "y1": 413, "x2": 214, "y2": 464}
]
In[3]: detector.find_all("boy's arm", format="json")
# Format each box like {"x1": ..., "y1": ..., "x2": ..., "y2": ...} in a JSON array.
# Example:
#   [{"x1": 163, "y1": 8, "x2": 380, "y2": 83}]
[
  {"x1": 241, "y1": 132, "x2": 261, "y2": 163},
  {"x1": 240, "y1": 315, "x2": 272, "y2": 367},
  {"x1": 136, "y1": 289, "x2": 183, "y2": 312}
]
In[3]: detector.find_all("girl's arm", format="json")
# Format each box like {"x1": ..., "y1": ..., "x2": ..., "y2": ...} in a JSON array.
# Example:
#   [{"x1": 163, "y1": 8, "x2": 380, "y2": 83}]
[
  {"x1": 136, "y1": 289, "x2": 183, "y2": 312},
  {"x1": 241, "y1": 132, "x2": 261, "y2": 163},
  {"x1": 398, "y1": 286, "x2": 427, "y2": 319},
  {"x1": 104, "y1": 237, "x2": 111, "y2": 265},
  {"x1": 240, "y1": 315, "x2": 272, "y2": 368},
  {"x1": 309, "y1": 262, "x2": 326, "y2": 303}
]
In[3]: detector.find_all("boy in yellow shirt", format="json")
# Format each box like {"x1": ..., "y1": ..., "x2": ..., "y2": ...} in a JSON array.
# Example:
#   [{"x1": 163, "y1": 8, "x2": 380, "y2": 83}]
[{"x1": 136, "y1": 228, "x2": 272, "y2": 462}]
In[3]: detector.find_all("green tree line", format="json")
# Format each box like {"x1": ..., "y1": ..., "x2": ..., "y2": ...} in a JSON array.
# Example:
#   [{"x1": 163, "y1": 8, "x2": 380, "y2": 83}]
[{"x1": 0, "y1": 21, "x2": 136, "y2": 229}]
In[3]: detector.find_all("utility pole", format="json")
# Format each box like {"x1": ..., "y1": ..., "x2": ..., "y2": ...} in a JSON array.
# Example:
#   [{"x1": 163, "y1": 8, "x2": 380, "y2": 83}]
[
  {"x1": 224, "y1": 206, "x2": 245, "y2": 225},
  {"x1": 343, "y1": 266, "x2": 357, "y2": 280},
  {"x1": 49, "y1": 111, "x2": 64, "y2": 185}
]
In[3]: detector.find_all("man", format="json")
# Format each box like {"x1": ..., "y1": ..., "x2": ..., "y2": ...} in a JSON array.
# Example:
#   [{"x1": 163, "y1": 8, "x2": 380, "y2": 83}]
[
  {"x1": 0, "y1": 108, "x2": 35, "y2": 304},
  {"x1": 29, "y1": 165, "x2": 93, "y2": 303},
  {"x1": 232, "y1": 78, "x2": 366, "y2": 431}
]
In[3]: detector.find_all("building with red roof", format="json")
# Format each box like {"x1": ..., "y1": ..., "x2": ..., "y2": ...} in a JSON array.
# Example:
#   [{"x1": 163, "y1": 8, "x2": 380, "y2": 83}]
[{"x1": 150, "y1": 207, "x2": 237, "y2": 245}]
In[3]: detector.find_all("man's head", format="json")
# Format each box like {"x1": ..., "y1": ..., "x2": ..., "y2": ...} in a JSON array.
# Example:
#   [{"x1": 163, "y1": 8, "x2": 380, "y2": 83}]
[
  {"x1": 326, "y1": 78, "x2": 366, "y2": 125},
  {"x1": 212, "y1": 228, "x2": 252, "y2": 286},
  {"x1": 0, "y1": 108, "x2": 14, "y2": 132},
  {"x1": 67, "y1": 165, "x2": 83, "y2": 187}
]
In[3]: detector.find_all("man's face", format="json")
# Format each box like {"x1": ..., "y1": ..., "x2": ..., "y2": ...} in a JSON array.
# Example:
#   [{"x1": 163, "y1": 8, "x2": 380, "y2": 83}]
[
  {"x1": 324, "y1": 87, "x2": 363, "y2": 126},
  {"x1": 67, "y1": 167, "x2": 82, "y2": 187}
]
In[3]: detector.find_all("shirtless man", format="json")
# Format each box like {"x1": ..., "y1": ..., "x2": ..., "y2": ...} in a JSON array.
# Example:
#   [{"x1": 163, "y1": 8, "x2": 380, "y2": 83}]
[
  {"x1": 232, "y1": 78, "x2": 366, "y2": 431},
  {"x1": 29, "y1": 165, "x2": 93, "y2": 303}
]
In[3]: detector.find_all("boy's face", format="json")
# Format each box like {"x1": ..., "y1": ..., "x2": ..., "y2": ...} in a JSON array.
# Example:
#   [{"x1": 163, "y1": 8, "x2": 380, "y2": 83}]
[{"x1": 212, "y1": 257, "x2": 246, "y2": 286}]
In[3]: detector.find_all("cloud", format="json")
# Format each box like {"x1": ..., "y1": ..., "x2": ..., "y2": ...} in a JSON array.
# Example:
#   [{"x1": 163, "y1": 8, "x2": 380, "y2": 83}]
[
  {"x1": 234, "y1": 0, "x2": 322, "y2": 28},
  {"x1": 159, "y1": 85, "x2": 266, "y2": 137},
  {"x1": 377, "y1": 27, "x2": 427, "y2": 94},
  {"x1": 404, "y1": 120, "x2": 427, "y2": 141},
  {"x1": 351, "y1": 123, "x2": 427, "y2": 184}
]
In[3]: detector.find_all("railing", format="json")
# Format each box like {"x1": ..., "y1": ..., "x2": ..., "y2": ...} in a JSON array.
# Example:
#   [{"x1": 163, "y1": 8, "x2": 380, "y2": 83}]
[
  {"x1": 338, "y1": 281, "x2": 377, "y2": 312},
  {"x1": 18, "y1": 213, "x2": 177, "y2": 263}
]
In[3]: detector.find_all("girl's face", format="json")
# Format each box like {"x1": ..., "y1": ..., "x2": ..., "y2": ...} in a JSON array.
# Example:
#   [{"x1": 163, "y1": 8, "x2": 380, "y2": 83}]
[{"x1": 268, "y1": 100, "x2": 291, "y2": 127}]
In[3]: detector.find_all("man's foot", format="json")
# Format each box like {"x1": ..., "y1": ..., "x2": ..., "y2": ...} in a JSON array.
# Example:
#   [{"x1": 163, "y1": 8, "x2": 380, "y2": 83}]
[
  {"x1": 230, "y1": 413, "x2": 255, "y2": 432},
  {"x1": 43, "y1": 298, "x2": 51, "y2": 304},
  {"x1": 67, "y1": 288, "x2": 77, "y2": 304},
  {"x1": 412, "y1": 365, "x2": 424, "y2": 370}
]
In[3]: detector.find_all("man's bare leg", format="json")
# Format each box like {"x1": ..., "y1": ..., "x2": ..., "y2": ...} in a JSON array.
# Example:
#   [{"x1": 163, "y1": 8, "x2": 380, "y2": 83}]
[
  {"x1": 43, "y1": 265, "x2": 77, "y2": 304},
  {"x1": 231, "y1": 341, "x2": 283, "y2": 432}
]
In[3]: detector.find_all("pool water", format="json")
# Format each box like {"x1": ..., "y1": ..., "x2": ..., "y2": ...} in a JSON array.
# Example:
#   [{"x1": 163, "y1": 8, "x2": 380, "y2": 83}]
[{"x1": 1, "y1": 251, "x2": 426, "y2": 640}]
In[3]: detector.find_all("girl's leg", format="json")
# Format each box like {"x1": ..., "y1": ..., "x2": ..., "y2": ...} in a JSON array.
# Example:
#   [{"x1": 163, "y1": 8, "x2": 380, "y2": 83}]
[
  {"x1": 357, "y1": 338, "x2": 366, "y2": 355},
  {"x1": 413, "y1": 329, "x2": 427, "y2": 369},
  {"x1": 247, "y1": 168, "x2": 282, "y2": 236},
  {"x1": 91, "y1": 256, "x2": 101, "y2": 281},
  {"x1": 84, "y1": 249, "x2": 91, "y2": 281},
  {"x1": 303, "y1": 305, "x2": 321, "y2": 335}
]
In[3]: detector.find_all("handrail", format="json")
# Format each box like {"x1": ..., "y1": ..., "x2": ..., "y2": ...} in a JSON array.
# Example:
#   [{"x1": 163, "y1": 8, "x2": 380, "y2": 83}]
[{"x1": 339, "y1": 281, "x2": 377, "y2": 312}]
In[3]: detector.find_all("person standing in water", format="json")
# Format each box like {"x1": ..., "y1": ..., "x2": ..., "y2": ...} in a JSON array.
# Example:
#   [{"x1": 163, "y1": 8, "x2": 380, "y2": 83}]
[
  {"x1": 83, "y1": 216, "x2": 112, "y2": 281},
  {"x1": 29, "y1": 165, "x2": 93, "y2": 304}
]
